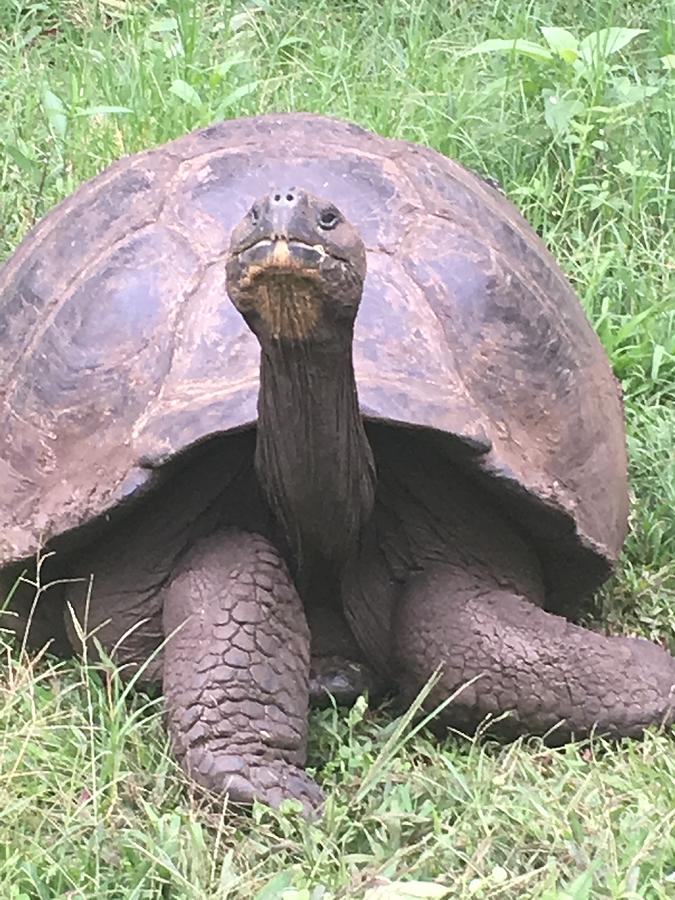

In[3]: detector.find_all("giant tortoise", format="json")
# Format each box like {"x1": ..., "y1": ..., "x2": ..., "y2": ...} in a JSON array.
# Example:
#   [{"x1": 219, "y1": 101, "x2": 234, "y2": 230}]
[{"x1": 1, "y1": 113, "x2": 673, "y2": 810}]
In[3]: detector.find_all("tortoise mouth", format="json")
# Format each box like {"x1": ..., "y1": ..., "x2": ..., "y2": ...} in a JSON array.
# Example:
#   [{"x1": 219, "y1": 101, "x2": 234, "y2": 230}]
[
  {"x1": 227, "y1": 231, "x2": 364, "y2": 338},
  {"x1": 235, "y1": 238, "x2": 348, "y2": 275}
]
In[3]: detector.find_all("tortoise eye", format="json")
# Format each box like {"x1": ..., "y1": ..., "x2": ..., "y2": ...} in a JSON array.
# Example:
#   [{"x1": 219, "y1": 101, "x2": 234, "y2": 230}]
[
  {"x1": 318, "y1": 207, "x2": 340, "y2": 230},
  {"x1": 250, "y1": 205, "x2": 260, "y2": 225}
]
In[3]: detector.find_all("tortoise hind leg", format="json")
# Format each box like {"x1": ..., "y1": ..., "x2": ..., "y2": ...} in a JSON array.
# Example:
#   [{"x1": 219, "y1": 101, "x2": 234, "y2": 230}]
[
  {"x1": 162, "y1": 528, "x2": 322, "y2": 811},
  {"x1": 305, "y1": 604, "x2": 385, "y2": 707},
  {"x1": 393, "y1": 565, "x2": 675, "y2": 741}
]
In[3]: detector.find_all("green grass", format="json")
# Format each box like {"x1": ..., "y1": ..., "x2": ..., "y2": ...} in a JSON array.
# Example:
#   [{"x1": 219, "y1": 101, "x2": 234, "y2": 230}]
[{"x1": 1, "y1": 0, "x2": 674, "y2": 897}]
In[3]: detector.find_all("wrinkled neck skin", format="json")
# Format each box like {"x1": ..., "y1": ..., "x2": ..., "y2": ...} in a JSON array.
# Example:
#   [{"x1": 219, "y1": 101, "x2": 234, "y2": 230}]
[{"x1": 255, "y1": 326, "x2": 376, "y2": 595}]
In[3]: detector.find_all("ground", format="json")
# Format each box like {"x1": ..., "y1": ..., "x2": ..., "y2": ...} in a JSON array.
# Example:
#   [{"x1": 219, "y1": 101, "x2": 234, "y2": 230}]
[{"x1": 0, "y1": 1, "x2": 674, "y2": 897}]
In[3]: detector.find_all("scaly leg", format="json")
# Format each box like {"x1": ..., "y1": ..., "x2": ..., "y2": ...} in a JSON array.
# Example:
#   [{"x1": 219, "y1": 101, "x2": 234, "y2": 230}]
[
  {"x1": 394, "y1": 566, "x2": 675, "y2": 741},
  {"x1": 162, "y1": 529, "x2": 322, "y2": 810}
]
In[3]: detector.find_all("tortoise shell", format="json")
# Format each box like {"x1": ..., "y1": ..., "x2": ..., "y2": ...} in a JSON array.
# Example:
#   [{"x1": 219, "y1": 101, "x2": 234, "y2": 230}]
[{"x1": 0, "y1": 113, "x2": 627, "y2": 610}]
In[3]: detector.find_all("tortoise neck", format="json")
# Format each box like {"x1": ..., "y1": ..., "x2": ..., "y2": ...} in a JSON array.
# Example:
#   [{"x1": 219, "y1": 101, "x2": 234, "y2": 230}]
[{"x1": 255, "y1": 333, "x2": 376, "y2": 586}]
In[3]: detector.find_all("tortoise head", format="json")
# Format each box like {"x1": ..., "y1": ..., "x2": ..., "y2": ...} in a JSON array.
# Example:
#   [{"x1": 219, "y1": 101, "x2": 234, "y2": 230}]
[{"x1": 226, "y1": 188, "x2": 367, "y2": 346}]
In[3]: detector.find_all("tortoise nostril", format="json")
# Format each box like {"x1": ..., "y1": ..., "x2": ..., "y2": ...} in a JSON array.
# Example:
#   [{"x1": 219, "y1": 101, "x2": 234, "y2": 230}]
[{"x1": 271, "y1": 188, "x2": 298, "y2": 205}]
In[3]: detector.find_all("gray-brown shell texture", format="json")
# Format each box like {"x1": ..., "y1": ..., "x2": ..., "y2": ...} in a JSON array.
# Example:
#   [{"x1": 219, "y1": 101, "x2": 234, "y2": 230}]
[{"x1": 0, "y1": 113, "x2": 628, "y2": 612}]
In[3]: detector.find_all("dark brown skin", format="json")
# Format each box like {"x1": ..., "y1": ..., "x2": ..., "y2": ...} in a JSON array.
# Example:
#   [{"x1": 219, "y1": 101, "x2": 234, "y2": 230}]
[
  {"x1": 1, "y1": 115, "x2": 673, "y2": 812},
  {"x1": 226, "y1": 189, "x2": 376, "y2": 593}
]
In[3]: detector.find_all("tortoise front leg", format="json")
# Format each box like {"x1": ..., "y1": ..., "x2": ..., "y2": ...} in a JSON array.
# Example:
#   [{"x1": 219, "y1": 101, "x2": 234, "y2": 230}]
[
  {"x1": 162, "y1": 529, "x2": 322, "y2": 811},
  {"x1": 394, "y1": 566, "x2": 675, "y2": 741}
]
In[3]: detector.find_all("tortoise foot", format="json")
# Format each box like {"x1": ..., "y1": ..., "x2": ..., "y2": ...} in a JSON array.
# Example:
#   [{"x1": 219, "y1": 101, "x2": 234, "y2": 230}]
[
  {"x1": 309, "y1": 655, "x2": 382, "y2": 707},
  {"x1": 183, "y1": 746, "x2": 324, "y2": 813}
]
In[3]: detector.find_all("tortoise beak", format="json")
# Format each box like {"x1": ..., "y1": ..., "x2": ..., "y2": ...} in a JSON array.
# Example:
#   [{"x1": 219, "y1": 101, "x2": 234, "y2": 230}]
[
  {"x1": 235, "y1": 237, "x2": 327, "y2": 276},
  {"x1": 270, "y1": 238, "x2": 291, "y2": 267}
]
